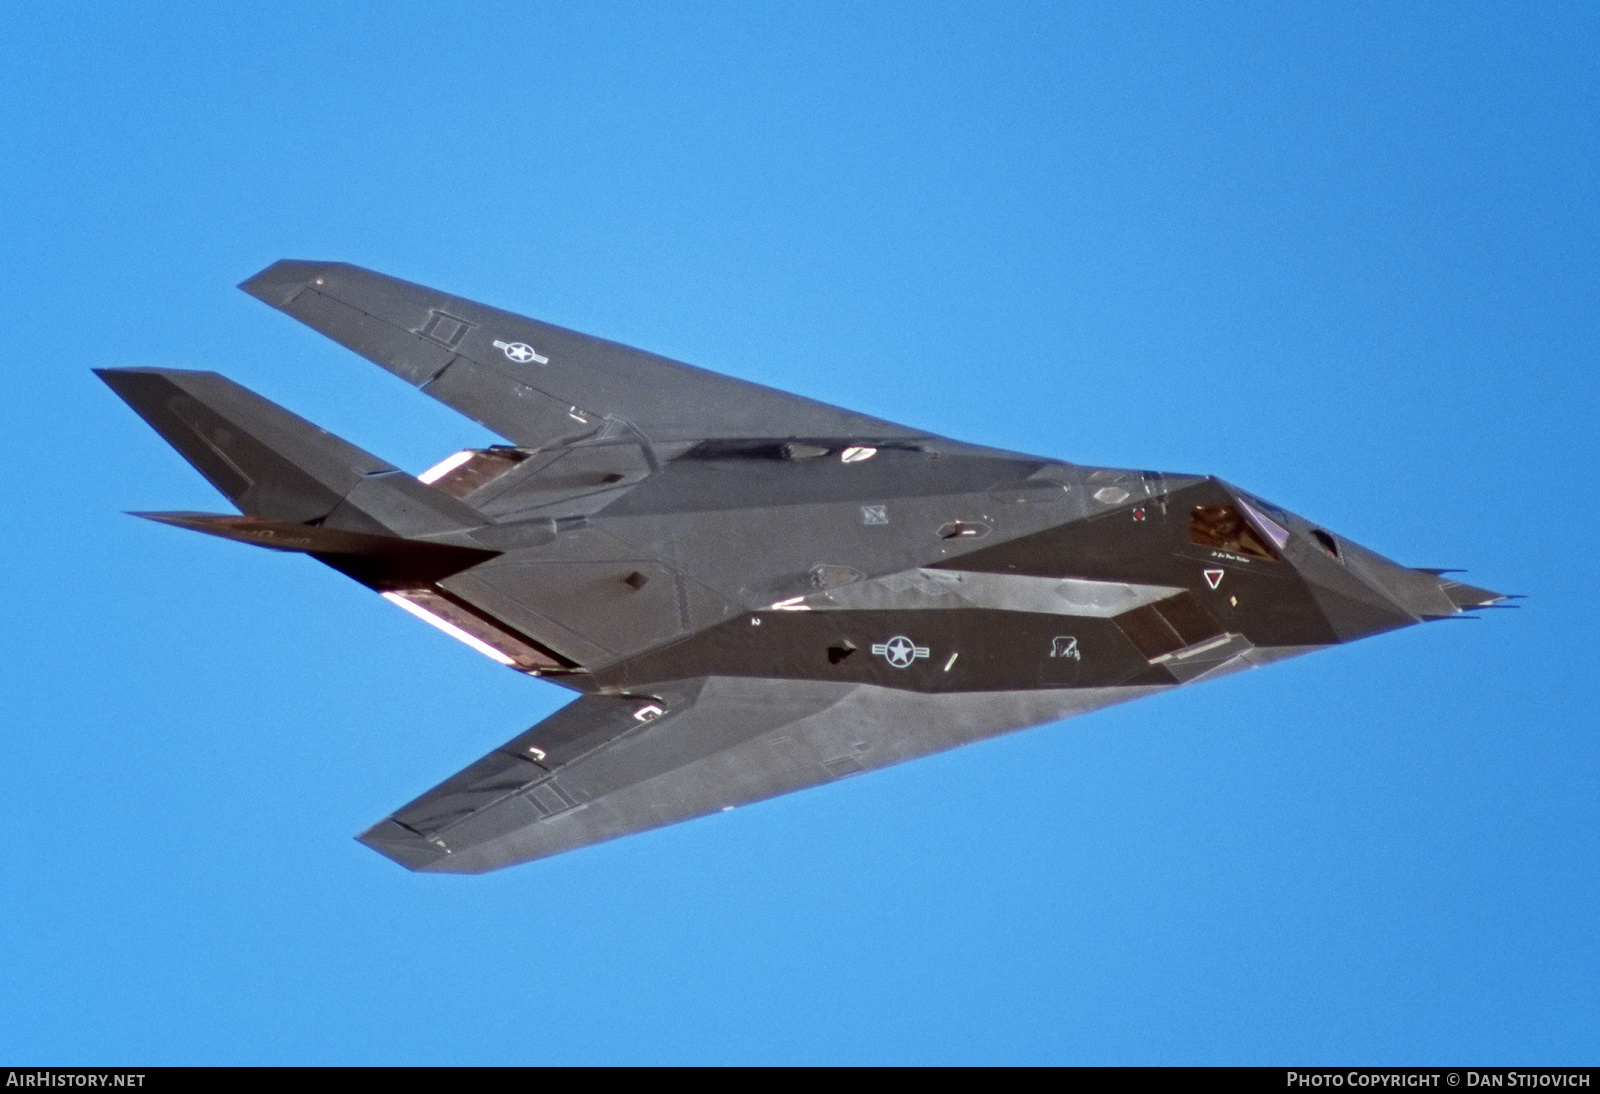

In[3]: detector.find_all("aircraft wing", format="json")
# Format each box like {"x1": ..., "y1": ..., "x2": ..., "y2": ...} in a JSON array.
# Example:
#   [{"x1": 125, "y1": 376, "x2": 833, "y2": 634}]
[
  {"x1": 241, "y1": 260, "x2": 927, "y2": 451},
  {"x1": 358, "y1": 675, "x2": 1148, "y2": 872}
]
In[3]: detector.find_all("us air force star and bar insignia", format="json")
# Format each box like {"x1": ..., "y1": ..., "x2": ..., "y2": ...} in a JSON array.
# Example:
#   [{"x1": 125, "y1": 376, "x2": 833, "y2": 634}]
[
  {"x1": 493, "y1": 340, "x2": 549, "y2": 365},
  {"x1": 871, "y1": 636, "x2": 930, "y2": 668}
]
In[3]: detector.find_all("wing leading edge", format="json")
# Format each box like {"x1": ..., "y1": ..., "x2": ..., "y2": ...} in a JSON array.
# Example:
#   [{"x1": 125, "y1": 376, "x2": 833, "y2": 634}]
[
  {"x1": 359, "y1": 676, "x2": 1164, "y2": 873},
  {"x1": 241, "y1": 260, "x2": 929, "y2": 452}
]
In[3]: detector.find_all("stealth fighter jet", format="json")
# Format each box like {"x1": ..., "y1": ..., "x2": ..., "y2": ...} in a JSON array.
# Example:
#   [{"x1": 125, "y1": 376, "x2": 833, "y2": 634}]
[{"x1": 99, "y1": 262, "x2": 1507, "y2": 873}]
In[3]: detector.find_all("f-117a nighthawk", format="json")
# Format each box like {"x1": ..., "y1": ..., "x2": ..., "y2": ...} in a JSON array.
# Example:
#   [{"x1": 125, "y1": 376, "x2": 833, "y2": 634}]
[{"x1": 99, "y1": 262, "x2": 1507, "y2": 873}]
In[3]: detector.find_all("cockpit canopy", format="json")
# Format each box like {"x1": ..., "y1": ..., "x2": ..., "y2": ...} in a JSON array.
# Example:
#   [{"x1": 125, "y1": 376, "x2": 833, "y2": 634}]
[{"x1": 1189, "y1": 493, "x2": 1292, "y2": 560}]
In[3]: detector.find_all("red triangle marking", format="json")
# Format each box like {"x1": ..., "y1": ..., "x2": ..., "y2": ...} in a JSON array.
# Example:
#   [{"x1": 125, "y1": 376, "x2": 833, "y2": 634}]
[{"x1": 1203, "y1": 569, "x2": 1224, "y2": 590}]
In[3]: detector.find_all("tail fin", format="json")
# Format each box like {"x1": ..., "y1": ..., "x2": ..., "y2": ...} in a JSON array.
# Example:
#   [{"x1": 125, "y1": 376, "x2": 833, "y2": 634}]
[
  {"x1": 97, "y1": 368, "x2": 485, "y2": 540},
  {"x1": 128, "y1": 511, "x2": 497, "y2": 588}
]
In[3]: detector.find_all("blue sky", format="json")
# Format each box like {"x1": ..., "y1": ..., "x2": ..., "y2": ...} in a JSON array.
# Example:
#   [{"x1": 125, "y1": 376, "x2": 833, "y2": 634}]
[{"x1": 2, "y1": 1, "x2": 1595, "y2": 1064}]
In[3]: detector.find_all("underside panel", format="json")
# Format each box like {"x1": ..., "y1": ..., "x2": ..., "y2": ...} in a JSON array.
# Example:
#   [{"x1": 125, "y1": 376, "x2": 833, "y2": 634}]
[
  {"x1": 359, "y1": 676, "x2": 1170, "y2": 873},
  {"x1": 241, "y1": 260, "x2": 930, "y2": 449}
]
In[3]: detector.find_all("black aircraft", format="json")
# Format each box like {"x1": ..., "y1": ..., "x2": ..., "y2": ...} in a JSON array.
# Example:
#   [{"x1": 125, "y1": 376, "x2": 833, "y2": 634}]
[{"x1": 99, "y1": 262, "x2": 1508, "y2": 873}]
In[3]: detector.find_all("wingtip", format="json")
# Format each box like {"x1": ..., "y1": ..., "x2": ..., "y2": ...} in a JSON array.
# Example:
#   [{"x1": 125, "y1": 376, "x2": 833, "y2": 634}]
[
  {"x1": 127, "y1": 510, "x2": 189, "y2": 523},
  {"x1": 356, "y1": 821, "x2": 455, "y2": 872},
  {"x1": 92, "y1": 366, "x2": 134, "y2": 391},
  {"x1": 93, "y1": 365, "x2": 145, "y2": 386},
  {"x1": 1439, "y1": 578, "x2": 1513, "y2": 611},
  {"x1": 238, "y1": 259, "x2": 343, "y2": 308},
  {"x1": 95, "y1": 367, "x2": 225, "y2": 408},
  {"x1": 95, "y1": 366, "x2": 168, "y2": 407}
]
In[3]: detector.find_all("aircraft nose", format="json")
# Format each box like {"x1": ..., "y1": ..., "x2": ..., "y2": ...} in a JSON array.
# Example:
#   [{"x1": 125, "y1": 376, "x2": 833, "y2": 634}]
[
  {"x1": 1435, "y1": 576, "x2": 1511, "y2": 612},
  {"x1": 1327, "y1": 535, "x2": 1509, "y2": 620}
]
